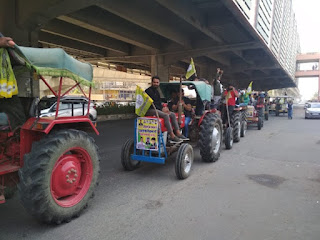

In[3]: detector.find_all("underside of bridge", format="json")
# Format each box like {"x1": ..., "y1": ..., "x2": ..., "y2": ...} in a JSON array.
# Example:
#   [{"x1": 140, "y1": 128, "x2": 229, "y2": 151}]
[{"x1": 1, "y1": 0, "x2": 296, "y2": 90}]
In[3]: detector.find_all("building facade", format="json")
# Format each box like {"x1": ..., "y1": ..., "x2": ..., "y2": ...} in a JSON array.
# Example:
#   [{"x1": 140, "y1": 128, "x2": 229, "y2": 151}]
[{"x1": 234, "y1": 0, "x2": 300, "y2": 80}]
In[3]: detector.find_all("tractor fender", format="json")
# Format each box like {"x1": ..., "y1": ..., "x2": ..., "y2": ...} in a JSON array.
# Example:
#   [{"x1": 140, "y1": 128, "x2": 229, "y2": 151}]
[
  {"x1": 20, "y1": 117, "x2": 99, "y2": 163},
  {"x1": 198, "y1": 110, "x2": 217, "y2": 127}
]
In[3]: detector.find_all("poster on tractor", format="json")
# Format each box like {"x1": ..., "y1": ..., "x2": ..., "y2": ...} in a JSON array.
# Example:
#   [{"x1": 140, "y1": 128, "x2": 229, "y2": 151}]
[{"x1": 136, "y1": 117, "x2": 158, "y2": 151}]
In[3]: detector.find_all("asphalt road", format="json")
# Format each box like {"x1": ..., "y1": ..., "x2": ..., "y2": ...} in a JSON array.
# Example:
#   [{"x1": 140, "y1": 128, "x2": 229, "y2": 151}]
[{"x1": 1, "y1": 107, "x2": 320, "y2": 240}]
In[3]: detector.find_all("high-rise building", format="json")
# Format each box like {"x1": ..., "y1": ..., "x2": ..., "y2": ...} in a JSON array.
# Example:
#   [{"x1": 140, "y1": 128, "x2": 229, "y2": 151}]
[{"x1": 234, "y1": 0, "x2": 300, "y2": 80}]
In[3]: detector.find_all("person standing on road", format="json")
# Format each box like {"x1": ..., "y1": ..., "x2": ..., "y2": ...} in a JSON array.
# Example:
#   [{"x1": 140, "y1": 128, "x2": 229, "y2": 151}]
[
  {"x1": 145, "y1": 76, "x2": 188, "y2": 143},
  {"x1": 288, "y1": 100, "x2": 293, "y2": 119}
]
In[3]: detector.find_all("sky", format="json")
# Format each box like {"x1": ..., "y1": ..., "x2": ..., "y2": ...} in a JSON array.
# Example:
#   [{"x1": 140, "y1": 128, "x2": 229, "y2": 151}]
[{"x1": 292, "y1": 0, "x2": 320, "y2": 101}]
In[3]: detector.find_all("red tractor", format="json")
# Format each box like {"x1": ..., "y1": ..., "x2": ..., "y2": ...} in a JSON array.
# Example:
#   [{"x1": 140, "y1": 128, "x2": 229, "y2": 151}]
[{"x1": 0, "y1": 44, "x2": 100, "y2": 224}]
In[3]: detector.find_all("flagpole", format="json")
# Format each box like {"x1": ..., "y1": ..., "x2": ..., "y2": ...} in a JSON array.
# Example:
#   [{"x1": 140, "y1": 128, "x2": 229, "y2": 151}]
[{"x1": 178, "y1": 74, "x2": 183, "y2": 126}]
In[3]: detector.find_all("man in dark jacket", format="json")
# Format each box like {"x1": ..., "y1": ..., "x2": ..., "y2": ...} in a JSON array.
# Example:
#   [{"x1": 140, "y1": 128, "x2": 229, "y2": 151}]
[{"x1": 145, "y1": 76, "x2": 188, "y2": 142}]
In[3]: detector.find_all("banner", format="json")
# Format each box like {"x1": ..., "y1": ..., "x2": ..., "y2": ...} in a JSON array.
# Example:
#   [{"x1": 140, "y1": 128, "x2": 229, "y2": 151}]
[
  {"x1": 135, "y1": 85, "x2": 153, "y2": 116},
  {"x1": 185, "y1": 58, "x2": 197, "y2": 80},
  {"x1": 136, "y1": 117, "x2": 158, "y2": 151}
]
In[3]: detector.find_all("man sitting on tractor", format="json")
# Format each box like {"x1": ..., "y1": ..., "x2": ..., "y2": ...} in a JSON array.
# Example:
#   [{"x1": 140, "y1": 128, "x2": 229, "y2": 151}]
[
  {"x1": 145, "y1": 76, "x2": 188, "y2": 143},
  {"x1": 168, "y1": 89, "x2": 192, "y2": 137},
  {"x1": 222, "y1": 83, "x2": 239, "y2": 125},
  {"x1": 239, "y1": 90, "x2": 250, "y2": 106}
]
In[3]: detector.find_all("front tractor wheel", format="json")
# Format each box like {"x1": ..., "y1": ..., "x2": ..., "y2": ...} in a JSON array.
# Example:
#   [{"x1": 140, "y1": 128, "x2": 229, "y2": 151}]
[
  {"x1": 121, "y1": 139, "x2": 141, "y2": 171},
  {"x1": 231, "y1": 112, "x2": 241, "y2": 143},
  {"x1": 258, "y1": 117, "x2": 263, "y2": 130},
  {"x1": 175, "y1": 143, "x2": 194, "y2": 179},
  {"x1": 225, "y1": 127, "x2": 233, "y2": 150},
  {"x1": 199, "y1": 113, "x2": 223, "y2": 162},
  {"x1": 18, "y1": 130, "x2": 100, "y2": 224}
]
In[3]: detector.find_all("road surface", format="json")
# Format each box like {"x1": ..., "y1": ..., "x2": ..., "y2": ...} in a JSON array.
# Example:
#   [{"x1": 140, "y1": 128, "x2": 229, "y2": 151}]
[{"x1": 1, "y1": 107, "x2": 319, "y2": 240}]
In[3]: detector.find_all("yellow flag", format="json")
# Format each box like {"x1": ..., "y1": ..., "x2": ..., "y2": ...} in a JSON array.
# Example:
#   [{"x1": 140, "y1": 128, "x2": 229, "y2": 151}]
[
  {"x1": 0, "y1": 48, "x2": 19, "y2": 98},
  {"x1": 135, "y1": 85, "x2": 153, "y2": 116},
  {"x1": 185, "y1": 58, "x2": 196, "y2": 79},
  {"x1": 247, "y1": 81, "x2": 253, "y2": 94}
]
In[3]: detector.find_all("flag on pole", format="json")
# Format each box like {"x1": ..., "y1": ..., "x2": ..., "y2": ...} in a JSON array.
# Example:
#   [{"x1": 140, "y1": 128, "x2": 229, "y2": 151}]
[
  {"x1": 247, "y1": 81, "x2": 253, "y2": 94},
  {"x1": 185, "y1": 58, "x2": 197, "y2": 80},
  {"x1": 135, "y1": 85, "x2": 153, "y2": 116}
]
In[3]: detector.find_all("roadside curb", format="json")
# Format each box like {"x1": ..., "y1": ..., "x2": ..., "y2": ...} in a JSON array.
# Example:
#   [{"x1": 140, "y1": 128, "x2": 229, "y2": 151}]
[{"x1": 97, "y1": 113, "x2": 136, "y2": 122}]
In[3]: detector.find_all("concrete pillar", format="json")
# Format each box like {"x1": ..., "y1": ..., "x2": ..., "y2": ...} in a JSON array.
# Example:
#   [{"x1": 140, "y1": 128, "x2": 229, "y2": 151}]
[{"x1": 150, "y1": 55, "x2": 170, "y2": 82}]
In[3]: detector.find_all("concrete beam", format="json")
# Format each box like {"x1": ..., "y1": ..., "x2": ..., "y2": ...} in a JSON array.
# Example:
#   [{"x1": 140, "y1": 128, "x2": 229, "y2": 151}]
[
  {"x1": 97, "y1": 0, "x2": 192, "y2": 48},
  {"x1": 206, "y1": 53, "x2": 231, "y2": 66},
  {"x1": 164, "y1": 41, "x2": 260, "y2": 65},
  {"x1": 42, "y1": 19, "x2": 130, "y2": 54},
  {"x1": 155, "y1": 0, "x2": 224, "y2": 43},
  {"x1": 58, "y1": 7, "x2": 162, "y2": 51},
  {"x1": 38, "y1": 31, "x2": 107, "y2": 57},
  {"x1": 16, "y1": 0, "x2": 99, "y2": 30}
]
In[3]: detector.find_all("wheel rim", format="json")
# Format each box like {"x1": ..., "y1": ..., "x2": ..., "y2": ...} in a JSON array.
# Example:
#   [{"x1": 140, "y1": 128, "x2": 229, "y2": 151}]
[
  {"x1": 51, "y1": 147, "x2": 93, "y2": 207},
  {"x1": 212, "y1": 126, "x2": 221, "y2": 154},
  {"x1": 183, "y1": 151, "x2": 192, "y2": 174}
]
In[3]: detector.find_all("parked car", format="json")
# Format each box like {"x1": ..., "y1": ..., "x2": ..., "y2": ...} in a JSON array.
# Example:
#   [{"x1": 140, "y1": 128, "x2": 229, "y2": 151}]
[
  {"x1": 40, "y1": 96, "x2": 97, "y2": 121},
  {"x1": 305, "y1": 102, "x2": 320, "y2": 119}
]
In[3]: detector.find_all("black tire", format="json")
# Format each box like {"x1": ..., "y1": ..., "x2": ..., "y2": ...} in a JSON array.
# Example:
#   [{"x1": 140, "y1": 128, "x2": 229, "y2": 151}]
[
  {"x1": 258, "y1": 117, "x2": 262, "y2": 130},
  {"x1": 175, "y1": 143, "x2": 194, "y2": 180},
  {"x1": 231, "y1": 112, "x2": 241, "y2": 143},
  {"x1": 199, "y1": 113, "x2": 223, "y2": 162},
  {"x1": 18, "y1": 130, "x2": 100, "y2": 224},
  {"x1": 240, "y1": 120, "x2": 247, "y2": 137},
  {"x1": 121, "y1": 139, "x2": 141, "y2": 171},
  {"x1": 225, "y1": 127, "x2": 233, "y2": 150}
]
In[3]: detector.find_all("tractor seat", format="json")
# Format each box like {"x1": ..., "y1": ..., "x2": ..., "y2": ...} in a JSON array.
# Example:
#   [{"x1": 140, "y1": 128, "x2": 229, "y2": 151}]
[{"x1": 147, "y1": 113, "x2": 185, "y2": 132}]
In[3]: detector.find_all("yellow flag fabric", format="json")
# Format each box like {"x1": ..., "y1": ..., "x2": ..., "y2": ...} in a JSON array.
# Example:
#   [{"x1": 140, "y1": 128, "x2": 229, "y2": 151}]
[
  {"x1": 135, "y1": 85, "x2": 153, "y2": 116},
  {"x1": 246, "y1": 81, "x2": 253, "y2": 94},
  {"x1": 0, "y1": 48, "x2": 18, "y2": 98},
  {"x1": 185, "y1": 58, "x2": 196, "y2": 79}
]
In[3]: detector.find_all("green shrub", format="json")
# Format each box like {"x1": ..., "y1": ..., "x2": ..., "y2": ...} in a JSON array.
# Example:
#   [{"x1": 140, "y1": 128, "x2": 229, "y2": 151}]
[{"x1": 96, "y1": 104, "x2": 135, "y2": 115}]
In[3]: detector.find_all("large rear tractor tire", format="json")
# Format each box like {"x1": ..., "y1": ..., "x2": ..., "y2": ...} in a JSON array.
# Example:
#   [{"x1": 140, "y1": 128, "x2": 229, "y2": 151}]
[
  {"x1": 225, "y1": 127, "x2": 233, "y2": 150},
  {"x1": 18, "y1": 130, "x2": 100, "y2": 224},
  {"x1": 175, "y1": 143, "x2": 194, "y2": 180},
  {"x1": 121, "y1": 139, "x2": 141, "y2": 171},
  {"x1": 199, "y1": 113, "x2": 223, "y2": 162},
  {"x1": 231, "y1": 112, "x2": 241, "y2": 143}
]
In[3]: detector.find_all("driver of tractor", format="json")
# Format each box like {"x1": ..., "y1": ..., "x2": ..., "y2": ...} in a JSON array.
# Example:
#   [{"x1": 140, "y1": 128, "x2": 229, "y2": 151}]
[
  {"x1": 0, "y1": 36, "x2": 26, "y2": 130},
  {"x1": 145, "y1": 76, "x2": 188, "y2": 143},
  {"x1": 222, "y1": 83, "x2": 239, "y2": 125},
  {"x1": 169, "y1": 89, "x2": 192, "y2": 137}
]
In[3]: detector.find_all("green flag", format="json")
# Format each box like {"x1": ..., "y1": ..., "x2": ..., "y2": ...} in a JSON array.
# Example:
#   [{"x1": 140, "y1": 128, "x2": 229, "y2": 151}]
[
  {"x1": 185, "y1": 58, "x2": 196, "y2": 79},
  {"x1": 135, "y1": 85, "x2": 153, "y2": 116}
]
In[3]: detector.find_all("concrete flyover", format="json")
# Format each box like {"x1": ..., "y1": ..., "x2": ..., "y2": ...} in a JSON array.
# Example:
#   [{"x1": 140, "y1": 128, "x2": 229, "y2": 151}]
[{"x1": 1, "y1": 0, "x2": 296, "y2": 90}]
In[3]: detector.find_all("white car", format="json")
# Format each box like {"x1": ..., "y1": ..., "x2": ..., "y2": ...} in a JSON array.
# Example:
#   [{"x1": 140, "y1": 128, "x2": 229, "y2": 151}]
[
  {"x1": 40, "y1": 96, "x2": 97, "y2": 121},
  {"x1": 305, "y1": 102, "x2": 320, "y2": 119}
]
